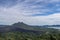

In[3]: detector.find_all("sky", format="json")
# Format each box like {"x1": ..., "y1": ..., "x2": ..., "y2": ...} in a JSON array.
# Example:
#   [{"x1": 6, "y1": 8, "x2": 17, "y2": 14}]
[{"x1": 0, "y1": 0, "x2": 60, "y2": 25}]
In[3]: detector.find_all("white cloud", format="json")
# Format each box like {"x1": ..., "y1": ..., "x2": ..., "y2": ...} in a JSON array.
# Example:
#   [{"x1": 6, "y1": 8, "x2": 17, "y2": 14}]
[
  {"x1": 22, "y1": 13, "x2": 60, "y2": 25},
  {"x1": 0, "y1": 0, "x2": 60, "y2": 25}
]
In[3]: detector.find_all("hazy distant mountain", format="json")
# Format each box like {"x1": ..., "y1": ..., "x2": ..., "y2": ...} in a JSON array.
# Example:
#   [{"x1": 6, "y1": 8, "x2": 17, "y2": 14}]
[
  {"x1": 0, "y1": 22, "x2": 58, "y2": 34},
  {"x1": 0, "y1": 22, "x2": 43, "y2": 34}
]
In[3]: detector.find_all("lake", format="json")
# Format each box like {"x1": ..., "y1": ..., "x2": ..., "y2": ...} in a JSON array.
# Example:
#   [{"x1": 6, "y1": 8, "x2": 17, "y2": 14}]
[{"x1": 48, "y1": 27, "x2": 60, "y2": 29}]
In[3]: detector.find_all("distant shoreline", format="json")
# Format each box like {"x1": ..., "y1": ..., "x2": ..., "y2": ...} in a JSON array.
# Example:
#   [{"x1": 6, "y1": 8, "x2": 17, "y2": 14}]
[{"x1": 48, "y1": 27, "x2": 60, "y2": 29}]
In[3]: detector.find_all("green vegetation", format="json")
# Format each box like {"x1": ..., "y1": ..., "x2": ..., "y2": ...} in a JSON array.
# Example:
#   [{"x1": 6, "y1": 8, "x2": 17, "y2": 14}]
[{"x1": 0, "y1": 30, "x2": 60, "y2": 40}]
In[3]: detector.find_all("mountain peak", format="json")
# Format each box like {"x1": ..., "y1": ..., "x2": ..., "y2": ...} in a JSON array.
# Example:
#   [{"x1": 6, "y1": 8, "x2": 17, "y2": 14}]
[{"x1": 12, "y1": 22, "x2": 28, "y2": 26}]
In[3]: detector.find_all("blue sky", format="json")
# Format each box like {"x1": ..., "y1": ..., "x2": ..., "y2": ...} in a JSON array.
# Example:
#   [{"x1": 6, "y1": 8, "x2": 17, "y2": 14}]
[{"x1": 0, "y1": 0, "x2": 60, "y2": 25}]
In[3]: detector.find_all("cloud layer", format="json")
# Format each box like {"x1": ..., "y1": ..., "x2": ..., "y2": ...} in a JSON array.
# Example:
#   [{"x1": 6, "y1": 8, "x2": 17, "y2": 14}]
[{"x1": 0, "y1": 0, "x2": 60, "y2": 25}]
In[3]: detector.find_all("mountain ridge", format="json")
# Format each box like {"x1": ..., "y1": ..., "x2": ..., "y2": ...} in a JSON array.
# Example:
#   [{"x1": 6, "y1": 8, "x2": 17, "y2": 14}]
[{"x1": 0, "y1": 22, "x2": 58, "y2": 34}]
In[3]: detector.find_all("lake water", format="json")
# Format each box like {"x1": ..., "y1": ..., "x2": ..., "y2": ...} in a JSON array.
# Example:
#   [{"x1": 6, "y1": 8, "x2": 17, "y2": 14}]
[{"x1": 48, "y1": 27, "x2": 60, "y2": 29}]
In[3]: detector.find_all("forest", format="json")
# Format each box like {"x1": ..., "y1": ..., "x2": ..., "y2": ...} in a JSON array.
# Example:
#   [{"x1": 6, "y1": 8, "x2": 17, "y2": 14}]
[{"x1": 0, "y1": 31, "x2": 60, "y2": 40}]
